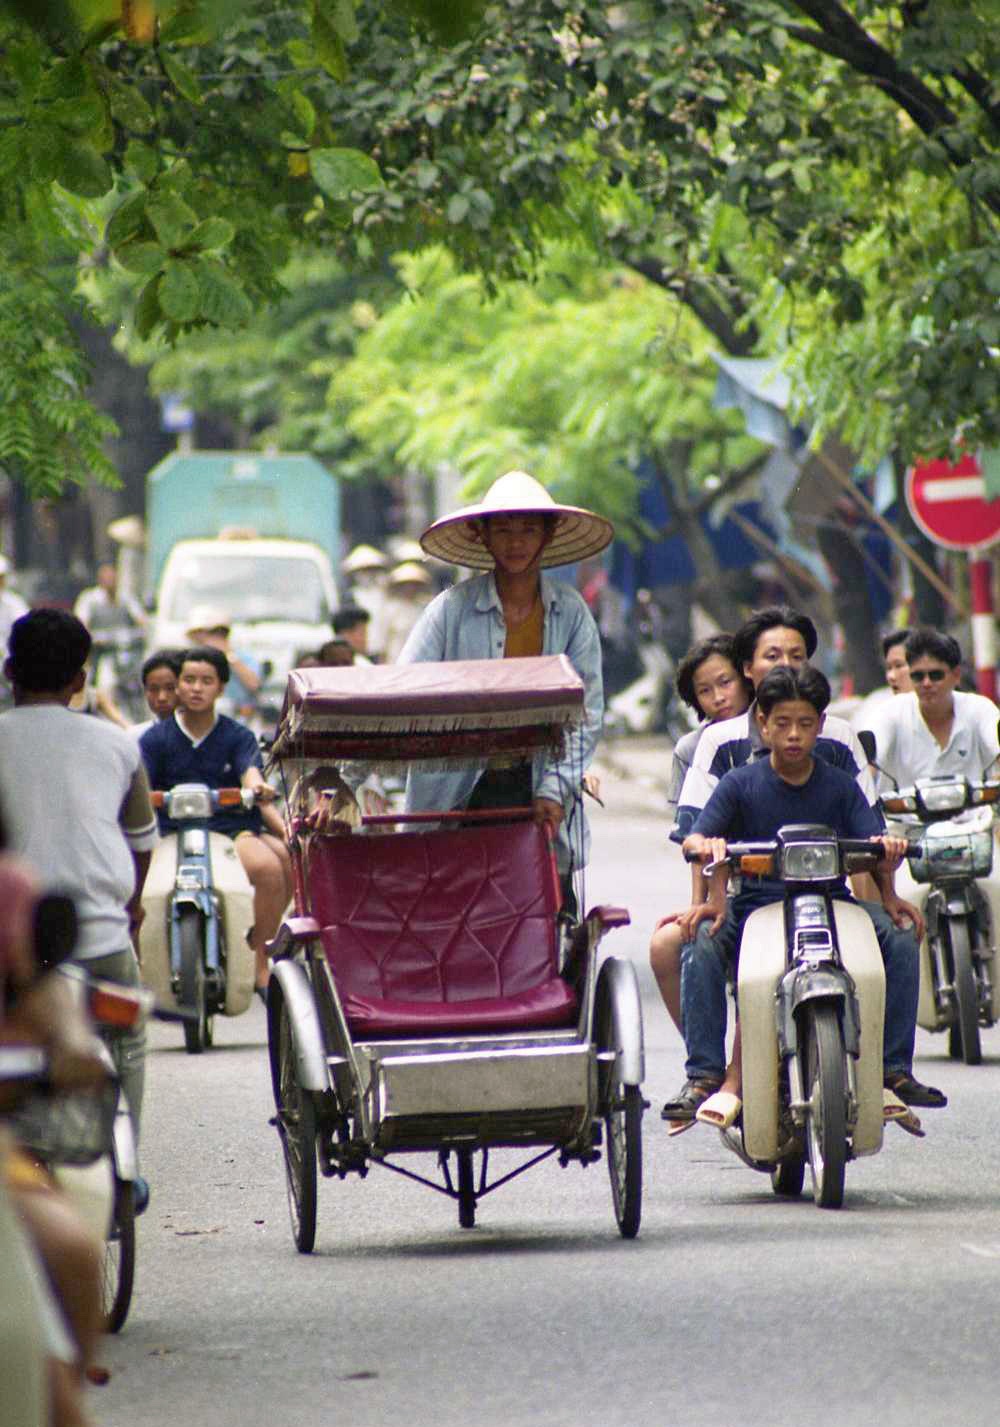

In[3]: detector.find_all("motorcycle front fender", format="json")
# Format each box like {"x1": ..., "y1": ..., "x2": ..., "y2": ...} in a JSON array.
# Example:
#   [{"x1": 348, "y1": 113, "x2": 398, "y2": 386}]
[
  {"x1": 112, "y1": 1102, "x2": 138, "y2": 1181},
  {"x1": 775, "y1": 966, "x2": 859, "y2": 1059}
]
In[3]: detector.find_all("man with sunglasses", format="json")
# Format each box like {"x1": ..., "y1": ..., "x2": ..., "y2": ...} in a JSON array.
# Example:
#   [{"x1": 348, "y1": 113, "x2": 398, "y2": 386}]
[{"x1": 860, "y1": 628, "x2": 1000, "y2": 789}]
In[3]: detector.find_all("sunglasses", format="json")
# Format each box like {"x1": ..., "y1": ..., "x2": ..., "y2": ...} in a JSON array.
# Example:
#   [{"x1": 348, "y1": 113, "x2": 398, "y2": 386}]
[{"x1": 909, "y1": 668, "x2": 948, "y2": 684}]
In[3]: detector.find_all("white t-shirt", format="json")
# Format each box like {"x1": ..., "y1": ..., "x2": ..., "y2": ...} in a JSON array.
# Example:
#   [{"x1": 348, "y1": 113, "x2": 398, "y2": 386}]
[
  {"x1": 861, "y1": 689, "x2": 1000, "y2": 787},
  {"x1": 0, "y1": 705, "x2": 158, "y2": 958}
]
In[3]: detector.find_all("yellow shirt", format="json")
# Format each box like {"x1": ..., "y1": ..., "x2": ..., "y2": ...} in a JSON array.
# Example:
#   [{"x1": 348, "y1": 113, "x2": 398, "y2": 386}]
[{"x1": 503, "y1": 599, "x2": 544, "y2": 658}]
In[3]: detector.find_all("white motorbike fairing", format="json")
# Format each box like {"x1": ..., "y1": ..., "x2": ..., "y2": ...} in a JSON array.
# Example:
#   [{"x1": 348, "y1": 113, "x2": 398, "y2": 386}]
[
  {"x1": 738, "y1": 899, "x2": 885, "y2": 1163},
  {"x1": 141, "y1": 833, "x2": 255, "y2": 1016}
]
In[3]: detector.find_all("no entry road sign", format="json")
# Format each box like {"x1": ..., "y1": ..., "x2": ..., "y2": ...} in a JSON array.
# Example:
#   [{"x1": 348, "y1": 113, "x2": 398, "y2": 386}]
[{"x1": 905, "y1": 453, "x2": 1000, "y2": 552}]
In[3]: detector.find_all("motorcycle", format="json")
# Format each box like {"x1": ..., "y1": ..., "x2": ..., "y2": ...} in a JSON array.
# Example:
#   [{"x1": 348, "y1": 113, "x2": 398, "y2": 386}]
[
  {"x1": 91, "y1": 626, "x2": 146, "y2": 722},
  {"x1": 141, "y1": 785, "x2": 256, "y2": 1053},
  {"x1": 690, "y1": 825, "x2": 891, "y2": 1208},
  {"x1": 875, "y1": 769, "x2": 1000, "y2": 1065}
]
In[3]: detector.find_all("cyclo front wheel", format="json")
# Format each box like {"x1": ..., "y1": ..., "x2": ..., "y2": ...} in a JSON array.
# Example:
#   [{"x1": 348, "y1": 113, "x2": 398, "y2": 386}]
[
  {"x1": 268, "y1": 994, "x2": 318, "y2": 1253},
  {"x1": 177, "y1": 906, "x2": 210, "y2": 1055},
  {"x1": 802, "y1": 1004, "x2": 847, "y2": 1209},
  {"x1": 102, "y1": 1177, "x2": 135, "y2": 1333},
  {"x1": 605, "y1": 1076, "x2": 643, "y2": 1239}
]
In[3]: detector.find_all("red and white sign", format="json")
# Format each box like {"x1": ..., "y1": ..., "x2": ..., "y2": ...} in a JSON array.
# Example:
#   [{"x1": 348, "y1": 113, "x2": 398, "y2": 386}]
[{"x1": 905, "y1": 453, "x2": 1000, "y2": 552}]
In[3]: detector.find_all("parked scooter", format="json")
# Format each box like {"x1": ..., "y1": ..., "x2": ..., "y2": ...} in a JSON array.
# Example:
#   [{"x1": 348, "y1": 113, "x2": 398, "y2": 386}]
[
  {"x1": 142, "y1": 785, "x2": 256, "y2": 1053},
  {"x1": 873, "y1": 767, "x2": 1000, "y2": 1065},
  {"x1": 690, "y1": 825, "x2": 891, "y2": 1208}
]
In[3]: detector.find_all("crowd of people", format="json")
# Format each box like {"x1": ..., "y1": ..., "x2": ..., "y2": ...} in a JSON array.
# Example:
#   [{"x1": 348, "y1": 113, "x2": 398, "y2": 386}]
[{"x1": 1, "y1": 469, "x2": 997, "y2": 1424}]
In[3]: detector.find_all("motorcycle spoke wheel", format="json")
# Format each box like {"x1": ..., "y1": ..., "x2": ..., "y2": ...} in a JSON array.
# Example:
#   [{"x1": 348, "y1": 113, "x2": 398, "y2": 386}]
[
  {"x1": 102, "y1": 1178, "x2": 136, "y2": 1334},
  {"x1": 178, "y1": 907, "x2": 209, "y2": 1055},
  {"x1": 948, "y1": 918, "x2": 982, "y2": 1066},
  {"x1": 605, "y1": 1081, "x2": 643, "y2": 1239},
  {"x1": 803, "y1": 1005, "x2": 847, "y2": 1210},
  {"x1": 271, "y1": 998, "x2": 317, "y2": 1254}
]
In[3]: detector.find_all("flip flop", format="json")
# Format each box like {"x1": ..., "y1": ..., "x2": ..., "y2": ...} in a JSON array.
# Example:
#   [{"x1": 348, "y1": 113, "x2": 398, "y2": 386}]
[
  {"x1": 695, "y1": 1090, "x2": 742, "y2": 1129},
  {"x1": 883, "y1": 1088, "x2": 925, "y2": 1138},
  {"x1": 666, "y1": 1118, "x2": 699, "y2": 1138}
]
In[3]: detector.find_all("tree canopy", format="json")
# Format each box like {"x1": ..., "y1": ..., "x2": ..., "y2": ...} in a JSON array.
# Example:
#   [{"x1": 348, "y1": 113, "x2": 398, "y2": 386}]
[{"x1": 2, "y1": 1, "x2": 998, "y2": 493}]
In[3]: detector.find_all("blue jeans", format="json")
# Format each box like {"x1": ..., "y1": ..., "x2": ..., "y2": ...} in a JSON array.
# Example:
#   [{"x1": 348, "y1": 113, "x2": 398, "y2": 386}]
[{"x1": 680, "y1": 898, "x2": 919, "y2": 1082}]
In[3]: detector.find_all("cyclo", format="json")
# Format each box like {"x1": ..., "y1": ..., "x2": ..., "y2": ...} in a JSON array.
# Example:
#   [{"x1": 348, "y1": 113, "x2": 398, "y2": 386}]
[{"x1": 264, "y1": 655, "x2": 644, "y2": 1250}]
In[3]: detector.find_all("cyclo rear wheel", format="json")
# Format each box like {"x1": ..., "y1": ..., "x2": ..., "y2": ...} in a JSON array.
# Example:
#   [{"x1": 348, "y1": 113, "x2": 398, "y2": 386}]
[
  {"x1": 802, "y1": 1004, "x2": 847, "y2": 1209},
  {"x1": 269, "y1": 994, "x2": 317, "y2": 1253},
  {"x1": 102, "y1": 1177, "x2": 135, "y2": 1333}
]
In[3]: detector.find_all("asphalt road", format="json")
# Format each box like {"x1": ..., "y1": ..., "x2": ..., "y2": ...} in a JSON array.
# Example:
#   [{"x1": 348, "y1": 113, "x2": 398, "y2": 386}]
[{"x1": 97, "y1": 779, "x2": 1000, "y2": 1427}]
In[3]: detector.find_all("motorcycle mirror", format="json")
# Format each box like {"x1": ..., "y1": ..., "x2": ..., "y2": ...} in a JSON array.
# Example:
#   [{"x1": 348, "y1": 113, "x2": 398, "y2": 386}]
[
  {"x1": 857, "y1": 729, "x2": 876, "y2": 764},
  {"x1": 32, "y1": 893, "x2": 78, "y2": 972}
]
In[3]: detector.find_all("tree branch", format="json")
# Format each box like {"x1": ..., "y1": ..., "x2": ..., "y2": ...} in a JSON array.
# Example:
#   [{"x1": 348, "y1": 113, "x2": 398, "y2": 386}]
[{"x1": 626, "y1": 258, "x2": 759, "y2": 356}]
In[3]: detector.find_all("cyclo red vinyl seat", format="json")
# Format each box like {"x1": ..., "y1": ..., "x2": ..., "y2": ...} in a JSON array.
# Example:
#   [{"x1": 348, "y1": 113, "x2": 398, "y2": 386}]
[{"x1": 306, "y1": 820, "x2": 577, "y2": 1037}]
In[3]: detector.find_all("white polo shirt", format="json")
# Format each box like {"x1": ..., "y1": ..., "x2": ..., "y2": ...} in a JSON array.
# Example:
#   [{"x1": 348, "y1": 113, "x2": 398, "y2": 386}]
[{"x1": 861, "y1": 689, "x2": 1000, "y2": 788}]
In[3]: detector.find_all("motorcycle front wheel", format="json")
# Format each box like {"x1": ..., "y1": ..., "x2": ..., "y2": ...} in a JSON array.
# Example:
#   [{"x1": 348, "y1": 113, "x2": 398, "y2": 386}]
[
  {"x1": 178, "y1": 906, "x2": 211, "y2": 1055},
  {"x1": 803, "y1": 1005, "x2": 847, "y2": 1209},
  {"x1": 945, "y1": 917, "x2": 982, "y2": 1066}
]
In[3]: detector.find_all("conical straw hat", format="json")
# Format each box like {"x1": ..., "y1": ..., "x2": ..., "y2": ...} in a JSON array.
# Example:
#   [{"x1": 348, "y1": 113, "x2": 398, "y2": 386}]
[
  {"x1": 419, "y1": 471, "x2": 614, "y2": 570},
  {"x1": 342, "y1": 543, "x2": 388, "y2": 574}
]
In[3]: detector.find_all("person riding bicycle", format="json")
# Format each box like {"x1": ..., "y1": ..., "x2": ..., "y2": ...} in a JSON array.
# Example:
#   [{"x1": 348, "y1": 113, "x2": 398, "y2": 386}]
[
  {"x1": 138, "y1": 645, "x2": 291, "y2": 998},
  {"x1": 0, "y1": 610, "x2": 157, "y2": 1167}
]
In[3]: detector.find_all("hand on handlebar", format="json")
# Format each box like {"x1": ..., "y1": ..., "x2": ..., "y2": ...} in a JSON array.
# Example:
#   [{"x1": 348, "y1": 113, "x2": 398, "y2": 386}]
[
  {"x1": 681, "y1": 833, "x2": 729, "y2": 870},
  {"x1": 871, "y1": 833, "x2": 908, "y2": 870}
]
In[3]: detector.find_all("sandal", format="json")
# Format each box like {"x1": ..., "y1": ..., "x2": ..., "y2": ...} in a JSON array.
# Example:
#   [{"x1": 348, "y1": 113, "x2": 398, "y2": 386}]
[
  {"x1": 884, "y1": 1072, "x2": 947, "y2": 1109},
  {"x1": 660, "y1": 1078, "x2": 723, "y2": 1122}
]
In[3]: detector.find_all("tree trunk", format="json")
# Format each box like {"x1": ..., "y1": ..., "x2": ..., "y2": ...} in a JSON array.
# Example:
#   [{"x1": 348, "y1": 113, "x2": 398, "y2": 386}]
[
  {"x1": 814, "y1": 519, "x2": 884, "y2": 694},
  {"x1": 892, "y1": 454, "x2": 946, "y2": 628}
]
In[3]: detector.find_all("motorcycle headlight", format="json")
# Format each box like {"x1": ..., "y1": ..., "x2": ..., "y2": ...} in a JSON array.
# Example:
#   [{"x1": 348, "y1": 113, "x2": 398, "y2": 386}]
[
  {"x1": 166, "y1": 787, "x2": 214, "y2": 820},
  {"x1": 918, "y1": 781, "x2": 968, "y2": 814},
  {"x1": 780, "y1": 841, "x2": 840, "y2": 881}
]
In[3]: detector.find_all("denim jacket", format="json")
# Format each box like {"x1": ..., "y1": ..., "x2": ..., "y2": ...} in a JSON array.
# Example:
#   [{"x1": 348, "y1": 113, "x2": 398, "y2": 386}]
[{"x1": 397, "y1": 572, "x2": 604, "y2": 869}]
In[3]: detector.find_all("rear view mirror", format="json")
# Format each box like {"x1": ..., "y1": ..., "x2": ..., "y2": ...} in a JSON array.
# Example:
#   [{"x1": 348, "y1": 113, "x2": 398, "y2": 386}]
[{"x1": 857, "y1": 729, "x2": 876, "y2": 764}]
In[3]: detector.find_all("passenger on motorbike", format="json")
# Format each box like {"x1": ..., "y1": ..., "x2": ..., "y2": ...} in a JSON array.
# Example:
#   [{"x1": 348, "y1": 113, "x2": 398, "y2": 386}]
[
  {"x1": 649, "y1": 634, "x2": 753, "y2": 1031},
  {"x1": 0, "y1": 610, "x2": 157, "y2": 1148},
  {"x1": 858, "y1": 628, "x2": 1000, "y2": 789},
  {"x1": 139, "y1": 646, "x2": 292, "y2": 996},
  {"x1": 668, "y1": 665, "x2": 941, "y2": 1130},
  {"x1": 131, "y1": 648, "x2": 183, "y2": 738}
]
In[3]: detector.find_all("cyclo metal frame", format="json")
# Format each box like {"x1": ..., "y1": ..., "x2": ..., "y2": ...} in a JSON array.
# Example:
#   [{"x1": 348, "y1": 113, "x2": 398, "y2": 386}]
[{"x1": 265, "y1": 655, "x2": 642, "y2": 1245}]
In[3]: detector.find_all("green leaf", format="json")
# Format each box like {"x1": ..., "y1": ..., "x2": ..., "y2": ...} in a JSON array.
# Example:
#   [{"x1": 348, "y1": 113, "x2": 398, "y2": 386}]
[
  {"x1": 792, "y1": 160, "x2": 813, "y2": 193},
  {"x1": 193, "y1": 257, "x2": 253, "y2": 326},
  {"x1": 146, "y1": 194, "x2": 199, "y2": 247},
  {"x1": 447, "y1": 194, "x2": 470, "y2": 223},
  {"x1": 311, "y1": 147, "x2": 384, "y2": 198},
  {"x1": 329, "y1": 0, "x2": 360, "y2": 44},
  {"x1": 985, "y1": 264, "x2": 1000, "y2": 296},
  {"x1": 54, "y1": 141, "x2": 112, "y2": 197},
  {"x1": 125, "y1": 140, "x2": 159, "y2": 183},
  {"x1": 290, "y1": 90, "x2": 316, "y2": 140},
  {"x1": 312, "y1": 11, "x2": 348, "y2": 82},
  {"x1": 161, "y1": 52, "x2": 202, "y2": 106},
  {"x1": 115, "y1": 240, "x2": 167, "y2": 274},
  {"x1": 160, "y1": 260, "x2": 201, "y2": 322},
  {"x1": 764, "y1": 159, "x2": 790, "y2": 180},
  {"x1": 415, "y1": 160, "x2": 440, "y2": 190},
  {"x1": 184, "y1": 217, "x2": 235, "y2": 252},
  {"x1": 134, "y1": 277, "x2": 162, "y2": 341},
  {"x1": 104, "y1": 75, "x2": 156, "y2": 133},
  {"x1": 106, "y1": 190, "x2": 148, "y2": 247},
  {"x1": 286, "y1": 38, "x2": 315, "y2": 69}
]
